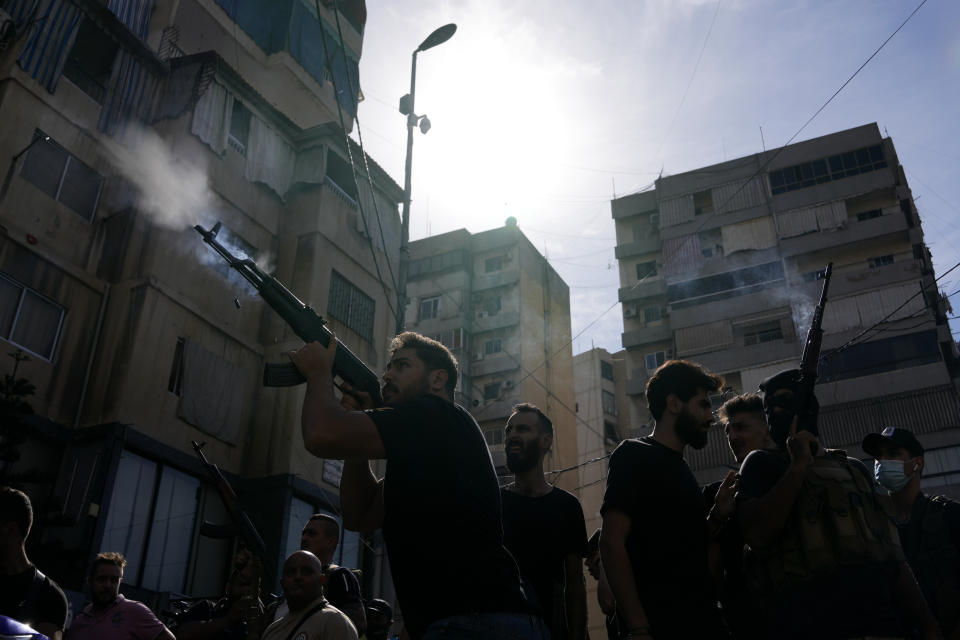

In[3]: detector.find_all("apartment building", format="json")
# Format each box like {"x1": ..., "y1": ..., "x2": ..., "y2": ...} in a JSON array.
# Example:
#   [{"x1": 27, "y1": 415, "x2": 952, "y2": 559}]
[
  {"x1": 405, "y1": 220, "x2": 579, "y2": 492},
  {"x1": 612, "y1": 123, "x2": 960, "y2": 496},
  {"x1": 0, "y1": 0, "x2": 402, "y2": 606},
  {"x1": 572, "y1": 346, "x2": 629, "y2": 639}
]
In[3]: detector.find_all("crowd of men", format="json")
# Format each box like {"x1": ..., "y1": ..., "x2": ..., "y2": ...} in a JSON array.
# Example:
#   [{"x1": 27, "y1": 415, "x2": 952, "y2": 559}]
[{"x1": 2, "y1": 331, "x2": 960, "y2": 639}]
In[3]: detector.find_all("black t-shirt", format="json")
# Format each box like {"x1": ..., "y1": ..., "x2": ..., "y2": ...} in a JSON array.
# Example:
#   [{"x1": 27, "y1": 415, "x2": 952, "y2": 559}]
[
  {"x1": 367, "y1": 394, "x2": 531, "y2": 639},
  {"x1": 501, "y1": 486, "x2": 588, "y2": 638},
  {"x1": 600, "y1": 437, "x2": 725, "y2": 639},
  {"x1": 0, "y1": 565, "x2": 68, "y2": 632},
  {"x1": 324, "y1": 565, "x2": 365, "y2": 631},
  {"x1": 703, "y1": 482, "x2": 761, "y2": 640},
  {"x1": 736, "y1": 449, "x2": 904, "y2": 639}
]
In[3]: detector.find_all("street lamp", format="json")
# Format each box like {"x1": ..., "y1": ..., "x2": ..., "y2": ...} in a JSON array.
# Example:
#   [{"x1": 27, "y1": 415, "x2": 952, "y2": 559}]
[{"x1": 396, "y1": 23, "x2": 457, "y2": 335}]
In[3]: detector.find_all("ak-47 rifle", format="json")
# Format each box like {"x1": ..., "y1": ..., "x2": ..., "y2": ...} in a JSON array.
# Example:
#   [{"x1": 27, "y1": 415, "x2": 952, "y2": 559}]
[
  {"x1": 192, "y1": 440, "x2": 266, "y2": 558},
  {"x1": 195, "y1": 222, "x2": 382, "y2": 404},
  {"x1": 794, "y1": 262, "x2": 833, "y2": 442}
]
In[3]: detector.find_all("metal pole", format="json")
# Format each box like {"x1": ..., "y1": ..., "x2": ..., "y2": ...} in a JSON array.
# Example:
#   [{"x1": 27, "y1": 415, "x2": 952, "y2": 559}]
[{"x1": 396, "y1": 50, "x2": 418, "y2": 335}]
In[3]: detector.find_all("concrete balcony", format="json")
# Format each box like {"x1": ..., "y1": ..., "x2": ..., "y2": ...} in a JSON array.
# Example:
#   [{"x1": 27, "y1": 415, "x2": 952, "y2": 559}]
[
  {"x1": 619, "y1": 279, "x2": 667, "y2": 302},
  {"x1": 473, "y1": 269, "x2": 520, "y2": 292},
  {"x1": 615, "y1": 236, "x2": 660, "y2": 259},
  {"x1": 471, "y1": 310, "x2": 520, "y2": 332},
  {"x1": 779, "y1": 212, "x2": 909, "y2": 258},
  {"x1": 791, "y1": 259, "x2": 924, "y2": 300},
  {"x1": 670, "y1": 289, "x2": 786, "y2": 329},
  {"x1": 772, "y1": 169, "x2": 895, "y2": 213},
  {"x1": 693, "y1": 339, "x2": 800, "y2": 374},
  {"x1": 622, "y1": 324, "x2": 672, "y2": 348},
  {"x1": 612, "y1": 191, "x2": 658, "y2": 220},
  {"x1": 471, "y1": 354, "x2": 520, "y2": 377}
]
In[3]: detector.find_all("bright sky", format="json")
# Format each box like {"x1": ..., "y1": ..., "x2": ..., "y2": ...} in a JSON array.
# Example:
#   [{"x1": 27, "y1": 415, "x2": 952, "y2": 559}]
[{"x1": 349, "y1": 0, "x2": 960, "y2": 356}]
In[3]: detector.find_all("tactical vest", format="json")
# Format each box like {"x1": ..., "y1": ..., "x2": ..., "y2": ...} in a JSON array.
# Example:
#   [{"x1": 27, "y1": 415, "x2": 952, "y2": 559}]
[
  {"x1": 908, "y1": 495, "x2": 960, "y2": 634},
  {"x1": 748, "y1": 450, "x2": 901, "y2": 591}
]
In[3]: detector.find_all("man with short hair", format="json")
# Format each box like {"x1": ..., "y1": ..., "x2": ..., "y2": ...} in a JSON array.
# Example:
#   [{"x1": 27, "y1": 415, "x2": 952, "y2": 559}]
[
  {"x1": 0, "y1": 486, "x2": 68, "y2": 640},
  {"x1": 300, "y1": 514, "x2": 366, "y2": 634},
  {"x1": 290, "y1": 332, "x2": 545, "y2": 639},
  {"x1": 863, "y1": 426, "x2": 960, "y2": 638},
  {"x1": 261, "y1": 551, "x2": 357, "y2": 640},
  {"x1": 737, "y1": 370, "x2": 940, "y2": 639},
  {"x1": 501, "y1": 403, "x2": 588, "y2": 640},
  {"x1": 364, "y1": 599, "x2": 394, "y2": 640},
  {"x1": 600, "y1": 360, "x2": 728, "y2": 639},
  {"x1": 67, "y1": 552, "x2": 175, "y2": 640},
  {"x1": 702, "y1": 393, "x2": 773, "y2": 640}
]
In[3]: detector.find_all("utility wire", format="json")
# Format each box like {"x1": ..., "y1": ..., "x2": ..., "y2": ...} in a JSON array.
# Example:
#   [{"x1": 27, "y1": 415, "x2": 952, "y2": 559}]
[
  {"x1": 501, "y1": 0, "x2": 933, "y2": 397},
  {"x1": 315, "y1": 0, "x2": 398, "y2": 322}
]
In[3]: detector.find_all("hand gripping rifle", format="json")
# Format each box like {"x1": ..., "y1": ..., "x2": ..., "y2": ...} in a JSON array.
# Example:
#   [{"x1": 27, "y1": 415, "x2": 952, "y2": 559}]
[
  {"x1": 794, "y1": 262, "x2": 833, "y2": 441},
  {"x1": 195, "y1": 222, "x2": 382, "y2": 404}
]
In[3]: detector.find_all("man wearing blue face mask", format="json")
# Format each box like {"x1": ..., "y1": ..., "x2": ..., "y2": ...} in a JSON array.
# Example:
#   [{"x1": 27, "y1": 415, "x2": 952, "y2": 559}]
[{"x1": 863, "y1": 427, "x2": 960, "y2": 639}]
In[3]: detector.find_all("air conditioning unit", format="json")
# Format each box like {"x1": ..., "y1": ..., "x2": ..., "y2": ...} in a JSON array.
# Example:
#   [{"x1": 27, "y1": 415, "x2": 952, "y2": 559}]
[
  {"x1": 503, "y1": 380, "x2": 514, "y2": 389},
  {"x1": 623, "y1": 307, "x2": 638, "y2": 318}
]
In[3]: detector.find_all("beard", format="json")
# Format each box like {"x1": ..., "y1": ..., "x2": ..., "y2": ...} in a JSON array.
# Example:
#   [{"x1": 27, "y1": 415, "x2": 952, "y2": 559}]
[
  {"x1": 506, "y1": 439, "x2": 540, "y2": 473},
  {"x1": 675, "y1": 407, "x2": 709, "y2": 449},
  {"x1": 382, "y1": 374, "x2": 432, "y2": 406}
]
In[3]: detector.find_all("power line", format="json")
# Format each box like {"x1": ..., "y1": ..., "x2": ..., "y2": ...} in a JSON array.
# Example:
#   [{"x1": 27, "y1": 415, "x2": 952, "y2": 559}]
[
  {"x1": 316, "y1": 0, "x2": 399, "y2": 323},
  {"x1": 652, "y1": 0, "x2": 723, "y2": 163},
  {"x1": 822, "y1": 259, "x2": 960, "y2": 360},
  {"x1": 474, "y1": 0, "x2": 932, "y2": 414}
]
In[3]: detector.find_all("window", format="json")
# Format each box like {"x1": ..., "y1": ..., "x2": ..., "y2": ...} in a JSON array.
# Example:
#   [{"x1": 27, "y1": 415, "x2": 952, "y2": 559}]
[
  {"x1": 602, "y1": 390, "x2": 617, "y2": 416},
  {"x1": 100, "y1": 451, "x2": 200, "y2": 593},
  {"x1": 21, "y1": 131, "x2": 103, "y2": 221},
  {"x1": 819, "y1": 330, "x2": 940, "y2": 382},
  {"x1": 699, "y1": 228, "x2": 723, "y2": 258},
  {"x1": 667, "y1": 261, "x2": 785, "y2": 307},
  {"x1": 284, "y1": 498, "x2": 360, "y2": 586},
  {"x1": 643, "y1": 306, "x2": 662, "y2": 323},
  {"x1": 325, "y1": 149, "x2": 359, "y2": 201},
  {"x1": 432, "y1": 328, "x2": 466, "y2": 350},
  {"x1": 484, "y1": 382, "x2": 501, "y2": 401},
  {"x1": 484, "y1": 338, "x2": 502, "y2": 355},
  {"x1": 604, "y1": 421, "x2": 620, "y2": 447},
  {"x1": 485, "y1": 256, "x2": 503, "y2": 273},
  {"x1": 167, "y1": 338, "x2": 185, "y2": 395},
  {"x1": 743, "y1": 321, "x2": 783, "y2": 346},
  {"x1": 483, "y1": 427, "x2": 504, "y2": 446},
  {"x1": 408, "y1": 250, "x2": 466, "y2": 279},
  {"x1": 768, "y1": 144, "x2": 887, "y2": 195},
  {"x1": 636, "y1": 261, "x2": 657, "y2": 280},
  {"x1": 600, "y1": 360, "x2": 614, "y2": 381},
  {"x1": 694, "y1": 190, "x2": 714, "y2": 216},
  {"x1": 645, "y1": 351, "x2": 666, "y2": 372},
  {"x1": 481, "y1": 296, "x2": 502, "y2": 316},
  {"x1": 0, "y1": 274, "x2": 65, "y2": 361},
  {"x1": 419, "y1": 296, "x2": 441, "y2": 320},
  {"x1": 868, "y1": 255, "x2": 895, "y2": 269},
  {"x1": 856, "y1": 209, "x2": 883, "y2": 221},
  {"x1": 63, "y1": 19, "x2": 118, "y2": 103},
  {"x1": 228, "y1": 101, "x2": 251, "y2": 155},
  {"x1": 328, "y1": 271, "x2": 375, "y2": 342}
]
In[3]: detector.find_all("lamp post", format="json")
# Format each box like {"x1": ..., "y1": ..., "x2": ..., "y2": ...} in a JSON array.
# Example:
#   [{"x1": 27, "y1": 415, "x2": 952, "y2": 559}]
[{"x1": 395, "y1": 23, "x2": 456, "y2": 335}]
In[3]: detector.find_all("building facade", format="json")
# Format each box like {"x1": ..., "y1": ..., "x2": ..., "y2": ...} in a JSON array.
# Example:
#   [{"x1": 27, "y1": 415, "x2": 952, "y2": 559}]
[
  {"x1": 572, "y1": 346, "x2": 629, "y2": 640},
  {"x1": 1, "y1": 0, "x2": 402, "y2": 610},
  {"x1": 612, "y1": 123, "x2": 960, "y2": 496},
  {"x1": 405, "y1": 220, "x2": 580, "y2": 491}
]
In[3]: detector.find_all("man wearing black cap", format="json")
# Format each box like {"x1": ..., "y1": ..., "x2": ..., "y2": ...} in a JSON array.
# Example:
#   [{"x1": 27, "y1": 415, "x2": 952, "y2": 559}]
[
  {"x1": 736, "y1": 369, "x2": 941, "y2": 639},
  {"x1": 864, "y1": 427, "x2": 960, "y2": 638}
]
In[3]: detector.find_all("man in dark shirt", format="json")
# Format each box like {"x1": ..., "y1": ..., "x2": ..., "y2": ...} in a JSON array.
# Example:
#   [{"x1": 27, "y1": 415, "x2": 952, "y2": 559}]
[
  {"x1": 290, "y1": 331, "x2": 545, "y2": 640},
  {"x1": 0, "y1": 487, "x2": 68, "y2": 640},
  {"x1": 300, "y1": 514, "x2": 366, "y2": 634},
  {"x1": 737, "y1": 369, "x2": 940, "y2": 640},
  {"x1": 702, "y1": 393, "x2": 772, "y2": 640},
  {"x1": 863, "y1": 426, "x2": 960, "y2": 638},
  {"x1": 501, "y1": 403, "x2": 588, "y2": 640},
  {"x1": 600, "y1": 359, "x2": 728, "y2": 640}
]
